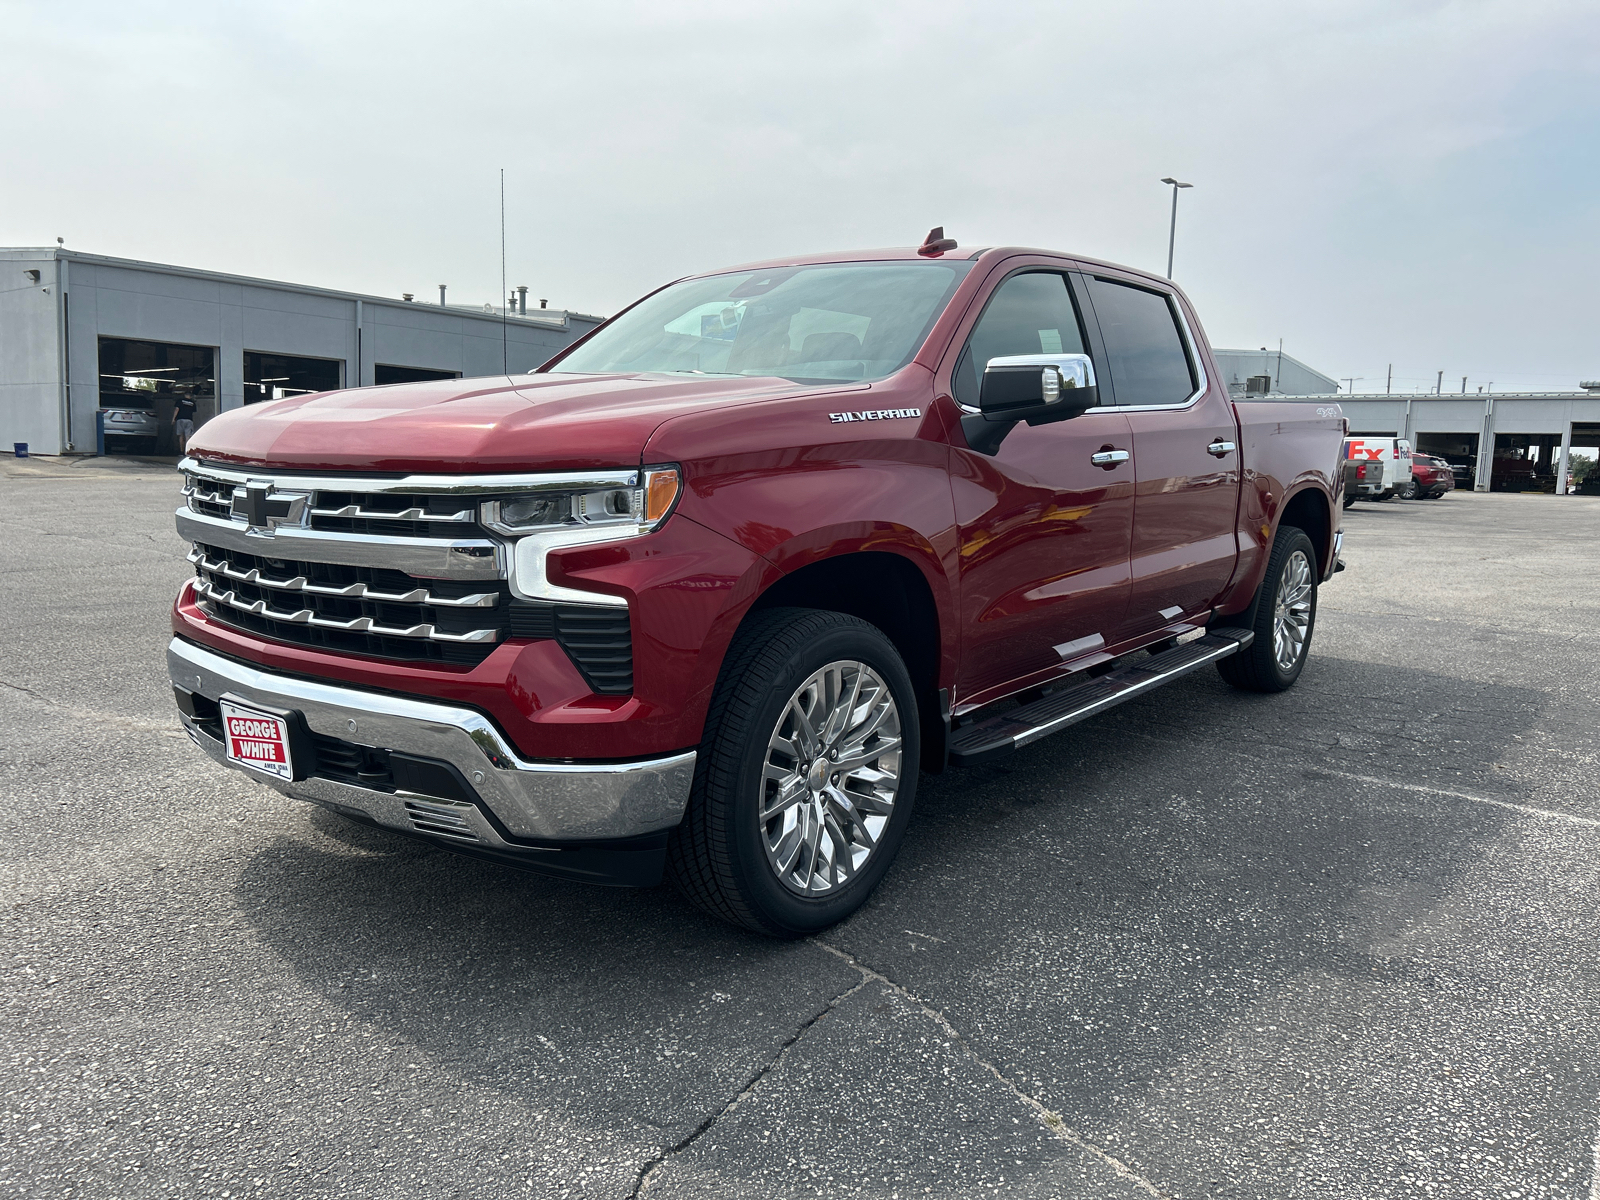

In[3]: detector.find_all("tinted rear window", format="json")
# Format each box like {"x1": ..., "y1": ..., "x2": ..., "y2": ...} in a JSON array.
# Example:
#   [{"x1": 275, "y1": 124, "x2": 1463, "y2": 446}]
[{"x1": 1086, "y1": 278, "x2": 1195, "y2": 406}]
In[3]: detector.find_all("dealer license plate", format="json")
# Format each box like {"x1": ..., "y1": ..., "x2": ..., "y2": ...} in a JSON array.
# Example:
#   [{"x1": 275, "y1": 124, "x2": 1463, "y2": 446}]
[{"x1": 220, "y1": 699, "x2": 295, "y2": 781}]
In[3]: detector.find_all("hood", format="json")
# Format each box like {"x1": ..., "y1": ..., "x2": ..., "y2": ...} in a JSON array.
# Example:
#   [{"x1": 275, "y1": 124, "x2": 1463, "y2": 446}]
[{"x1": 187, "y1": 372, "x2": 846, "y2": 473}]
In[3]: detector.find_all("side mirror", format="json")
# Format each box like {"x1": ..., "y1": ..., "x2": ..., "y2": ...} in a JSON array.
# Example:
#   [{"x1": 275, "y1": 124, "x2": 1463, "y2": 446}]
[{"x1": 961, "y1": 354, "x2": 1100, "y2": 455}]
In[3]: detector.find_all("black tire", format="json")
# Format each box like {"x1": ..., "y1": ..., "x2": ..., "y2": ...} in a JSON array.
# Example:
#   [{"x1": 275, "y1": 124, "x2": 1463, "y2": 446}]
[
  {"x1": 1216, "y1": 526, "x2": 1319, "y2": 693},
  {"x1": 1400, "y1": 480, "x2": 1418, "y2": 500},
  {"x1": 667, "y1": 607, "x2": 920, "y2": 937},
  {"x1": 1342, "y1": 494, "x2": 1357, "y2": 509}
]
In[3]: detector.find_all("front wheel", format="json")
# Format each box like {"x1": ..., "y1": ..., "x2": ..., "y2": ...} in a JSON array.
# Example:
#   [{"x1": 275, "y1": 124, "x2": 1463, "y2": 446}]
[
  {"x1": 1216, "y1": 526, "x2": 1318, "y2": 693},
  {"x1": 667, "y1": 608, "x2": 919, "y2": 937}
]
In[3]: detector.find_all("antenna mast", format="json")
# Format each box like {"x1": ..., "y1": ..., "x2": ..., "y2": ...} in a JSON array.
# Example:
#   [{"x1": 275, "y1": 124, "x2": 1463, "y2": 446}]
[{"x1": 500, "y1": 168, "x2": 508, "y2": 374}]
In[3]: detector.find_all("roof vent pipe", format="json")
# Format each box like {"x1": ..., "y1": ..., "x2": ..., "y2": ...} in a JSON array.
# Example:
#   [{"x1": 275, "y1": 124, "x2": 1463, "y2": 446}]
[
  {"x1": 517, "y1": 286, "x2": 528, "y2": 315},
  {"x1": 540, "y1": 298, "x2": 547, "y2": 309},
  {"x1": 439, "y1": 285, "x2": 447, "y2": 306},
  {"x1": 402, "y1": 293, "x2": 414, "y2": 302}
]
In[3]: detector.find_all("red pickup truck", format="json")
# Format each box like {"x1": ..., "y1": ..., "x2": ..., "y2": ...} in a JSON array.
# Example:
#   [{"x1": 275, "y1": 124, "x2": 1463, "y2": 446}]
[{"x1": 168, "y1": 233, "x2": 1346, "y2": 935}]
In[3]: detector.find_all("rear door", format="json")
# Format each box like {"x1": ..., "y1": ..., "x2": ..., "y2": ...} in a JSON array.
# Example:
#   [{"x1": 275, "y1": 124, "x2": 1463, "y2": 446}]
[
  {"x1": 1080, "y1": 270, "x2": 1240, "y2": 630},
  {"x1": 945, "y1": 266, "x2": 1136, "y2": 703}
]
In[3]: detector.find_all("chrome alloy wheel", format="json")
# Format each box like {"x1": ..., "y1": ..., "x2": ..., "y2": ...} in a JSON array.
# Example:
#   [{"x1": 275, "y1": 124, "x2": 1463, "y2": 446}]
[
  {"x1": 760, "y1": 660, "x2": 902, "y2": 896},
  {"x1": 1272, "y1": 549, "x2": 1314, "y2": 672}
]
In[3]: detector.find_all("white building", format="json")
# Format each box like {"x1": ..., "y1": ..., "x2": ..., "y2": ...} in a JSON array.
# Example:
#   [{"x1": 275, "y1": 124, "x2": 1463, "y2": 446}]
[
  {"x1": 1212, "y1": 348, "x2": 1338, "y2": 397},
  {"x1": 1281, "y1": 391, "x2": 1600, "y2": 494},
  {"x1": 0, "y1": 248, "x2": 602, "y2": 455}
]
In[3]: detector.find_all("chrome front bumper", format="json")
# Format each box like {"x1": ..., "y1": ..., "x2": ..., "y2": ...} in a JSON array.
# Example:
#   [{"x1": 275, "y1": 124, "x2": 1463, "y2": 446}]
[{"x1": 167, "y1": 638, "x2": 696, "y2": 850}]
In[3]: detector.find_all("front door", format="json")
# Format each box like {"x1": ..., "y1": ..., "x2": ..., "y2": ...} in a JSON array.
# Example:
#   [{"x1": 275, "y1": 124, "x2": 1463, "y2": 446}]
[
  {"x1": 947, "y1": 269, "x2": 1136, "y2": 705},
  {"x1": 1083, "y1": 272, "x2": 1240, "y2": 628}
]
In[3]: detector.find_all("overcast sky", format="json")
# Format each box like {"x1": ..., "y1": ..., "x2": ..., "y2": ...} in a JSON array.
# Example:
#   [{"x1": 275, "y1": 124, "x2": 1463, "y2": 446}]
[{"x1": 4, "y1": 0, "x2": 1596, "y2": 393}]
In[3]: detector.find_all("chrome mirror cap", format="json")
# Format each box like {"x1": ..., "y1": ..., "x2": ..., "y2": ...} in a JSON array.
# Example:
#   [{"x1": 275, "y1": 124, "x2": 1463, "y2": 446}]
[{"x1": 985, "y1": 352, "x2": 1097, "y2": 399}]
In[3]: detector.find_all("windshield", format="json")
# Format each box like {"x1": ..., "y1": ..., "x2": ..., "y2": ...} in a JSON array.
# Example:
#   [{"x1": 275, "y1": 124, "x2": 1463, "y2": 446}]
[{"x1": 548, "y1": 260, "x2": 974, "y2": 385}]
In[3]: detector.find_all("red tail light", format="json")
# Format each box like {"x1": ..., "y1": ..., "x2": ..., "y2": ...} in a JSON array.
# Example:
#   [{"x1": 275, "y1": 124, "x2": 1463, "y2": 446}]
[{"x1": 1355, "y1": 462, "x2": 1368, "y2": 480}]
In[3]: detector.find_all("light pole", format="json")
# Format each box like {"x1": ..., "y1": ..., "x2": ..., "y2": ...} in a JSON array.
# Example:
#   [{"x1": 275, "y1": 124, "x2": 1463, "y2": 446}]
[
  {"x1": 1341, "y1": 378, "x2": 1363, "y2": 394},
  {"x1": 1160, "y1": 177, "x2": 1193, "y2": 279}
]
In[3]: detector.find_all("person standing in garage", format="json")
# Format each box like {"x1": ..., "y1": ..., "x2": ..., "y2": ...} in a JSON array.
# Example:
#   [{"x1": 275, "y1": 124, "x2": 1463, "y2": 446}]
[{"x1": 172, "y1": 391, "x2": 196, "y2": 455}]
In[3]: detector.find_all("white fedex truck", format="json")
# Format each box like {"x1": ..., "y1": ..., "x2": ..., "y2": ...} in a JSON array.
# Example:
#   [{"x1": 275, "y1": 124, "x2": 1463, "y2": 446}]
[{"x1": 1343, "y1": 436, "x2": 1413, "y2": 501}]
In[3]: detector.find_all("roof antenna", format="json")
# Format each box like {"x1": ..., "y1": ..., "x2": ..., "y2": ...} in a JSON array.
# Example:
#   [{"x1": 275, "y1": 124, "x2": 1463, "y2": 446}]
[
  {"x1": 917, "y1": 226, "x2": 957, "y2": 257},
  {"x1": 499, "y1": 168, "x2": 508, "y2": 375}
]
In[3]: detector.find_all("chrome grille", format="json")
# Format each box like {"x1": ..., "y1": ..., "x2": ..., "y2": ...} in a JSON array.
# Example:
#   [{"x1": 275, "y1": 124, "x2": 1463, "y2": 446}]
[
  {"x1": 185, "y1": 478, "x2": 235, "y2": 521},
  {"x1": 190, "y1": 541, "x2": 507, "y2": 664},
  {"x1": 178, "y1": 459, "x2": 636, "y2": 686},
  {"x1": 308, "y1": 492, "x2": 478, "y2": 539},
  {"x1": 181, "y1": 478, "x2": 485, "y2": 540}
]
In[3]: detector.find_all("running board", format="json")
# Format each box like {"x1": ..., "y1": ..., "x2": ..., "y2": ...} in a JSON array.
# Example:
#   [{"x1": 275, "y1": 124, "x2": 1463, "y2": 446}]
[{"x1": 947, "y1": 629, "x2": 1254, "y2": 767}]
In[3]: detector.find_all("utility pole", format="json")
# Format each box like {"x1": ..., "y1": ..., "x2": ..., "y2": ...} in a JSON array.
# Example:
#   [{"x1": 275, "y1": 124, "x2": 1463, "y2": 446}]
[
  {"x1": 1461, "y1": 376, "x2": 1467, "y2": 394},
  {"x1": 1160, "y1": 178, "x2": 1193, "y2": 278},
  {"x1": 1435, "y1": 370, "x2": 1443, "y2": 395},
  {"x1": 1386, "y1": 363, "x2": 1392, "y2": 395}
]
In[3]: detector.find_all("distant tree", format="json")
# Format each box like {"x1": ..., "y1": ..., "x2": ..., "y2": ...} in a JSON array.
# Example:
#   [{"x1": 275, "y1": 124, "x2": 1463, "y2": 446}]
[{"x1": 1570, "y1": 452, "x2": 1596, "y2": 484}]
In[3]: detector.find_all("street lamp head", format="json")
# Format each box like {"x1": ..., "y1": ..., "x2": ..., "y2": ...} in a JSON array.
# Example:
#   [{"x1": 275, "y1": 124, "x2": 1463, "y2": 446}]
[{"x1": 1161, "y1": 178, "x2": 1193, "y2": 188}]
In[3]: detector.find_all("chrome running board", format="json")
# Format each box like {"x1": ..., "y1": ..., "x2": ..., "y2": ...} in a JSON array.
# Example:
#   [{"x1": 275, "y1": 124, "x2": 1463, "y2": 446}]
[{"x1": 947, "y1": 629, "x2": 1254, "y2": 767}]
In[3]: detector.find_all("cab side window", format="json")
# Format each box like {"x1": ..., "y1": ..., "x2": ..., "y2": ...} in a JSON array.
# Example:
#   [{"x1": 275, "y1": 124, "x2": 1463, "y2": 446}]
[
  {"x1": 953, "y1": 272, "x2": 1087, "y2": 407},
  {"x1": 1085, "y1": 278, "x2": 1196, "y2": 407}
]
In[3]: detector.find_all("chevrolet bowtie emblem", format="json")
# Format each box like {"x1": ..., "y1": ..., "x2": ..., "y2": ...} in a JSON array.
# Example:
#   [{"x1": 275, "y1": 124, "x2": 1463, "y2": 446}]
[{"x1": 231, "y1": 481, "x2": 309, "y2": 533}]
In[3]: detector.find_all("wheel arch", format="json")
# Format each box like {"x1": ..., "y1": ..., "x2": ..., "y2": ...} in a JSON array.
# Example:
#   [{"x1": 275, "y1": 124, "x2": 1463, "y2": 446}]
[
  {"x1": 744, "y1": 550, "x2": 947, "y2": 771},
  {"x1": 1278, "y1": 483, "x2": 1335, "y2": 578}
]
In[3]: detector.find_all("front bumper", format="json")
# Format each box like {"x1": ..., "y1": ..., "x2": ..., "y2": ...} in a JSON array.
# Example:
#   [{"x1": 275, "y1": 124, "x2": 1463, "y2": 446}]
[{"x1": 167, "y1": 637, "x2": 696, "y2": 885}]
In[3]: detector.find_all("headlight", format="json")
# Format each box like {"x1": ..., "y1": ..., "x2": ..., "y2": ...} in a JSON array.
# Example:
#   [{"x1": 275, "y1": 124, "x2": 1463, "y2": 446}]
[{"x1": 481, "y1": 466, "x2": 681, "y2": 536}]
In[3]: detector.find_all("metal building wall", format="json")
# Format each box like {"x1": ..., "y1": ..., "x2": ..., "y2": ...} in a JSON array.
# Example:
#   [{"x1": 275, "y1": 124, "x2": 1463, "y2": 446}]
[
  {"x1": 0, "y1": 251, "x2": 67, "y2": 452},
  {"x1": 1, "y1": 248, "x2": 602, "y2": 454}
]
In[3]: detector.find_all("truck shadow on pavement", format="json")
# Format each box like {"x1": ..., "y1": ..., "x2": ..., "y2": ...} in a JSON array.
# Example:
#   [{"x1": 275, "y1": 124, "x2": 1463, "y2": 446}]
[{"x1": 231, "y1": 652, "x2": 1575, "y2": 1191}]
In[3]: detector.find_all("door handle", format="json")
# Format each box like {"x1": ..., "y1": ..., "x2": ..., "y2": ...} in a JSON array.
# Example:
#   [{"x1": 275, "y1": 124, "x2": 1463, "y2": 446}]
[
  {"x1": 1090, "y1": 449, "x2": 1130, "y2": 468},
  {"x1": 1207, "y1": 439, "x2": 1236, "y2": 457}
]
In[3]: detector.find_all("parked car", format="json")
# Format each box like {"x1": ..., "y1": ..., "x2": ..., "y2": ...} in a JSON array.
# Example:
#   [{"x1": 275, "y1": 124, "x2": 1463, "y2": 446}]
[
  {"x1": 1342, "y1": 458, "x2": 1384, "y2": 507},
  {"x1": 1343, "y1": 436, "x2": 1412, "y2": 500},
  {"x1": 166, "y1": 235, "x2": 1346, "y2": 936},
  {"x1": 1404, "y1": 453, "x2": 1455, "y2": 500},
  {"x1": 99, "y1": 407, "x2": 159, "y2": 451}
]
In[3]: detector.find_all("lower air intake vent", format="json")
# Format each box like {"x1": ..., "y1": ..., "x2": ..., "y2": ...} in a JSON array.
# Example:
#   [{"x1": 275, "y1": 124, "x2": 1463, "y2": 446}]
[
  {"x1": 403, "y1": 797, "x2": 482, "y2": 843},
  {"x1": 510, "y1": 600, "x2": 634, "y2": 695}
]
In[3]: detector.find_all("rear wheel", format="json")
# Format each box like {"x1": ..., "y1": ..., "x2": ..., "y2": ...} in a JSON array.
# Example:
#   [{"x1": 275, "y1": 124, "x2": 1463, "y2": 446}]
[
  {"x1": 1216, "y1": 526, "x2": 1318, "y2": 693},
  {"x1": 1400, "y1": 479, "x2": 1418, "y2": 499},
  {"x1": 1342, "y1": 494, "x2": 1357, "y2": 509},
  {"x1": 667, "y1": 608, "x2": 919, "y2": 937}
]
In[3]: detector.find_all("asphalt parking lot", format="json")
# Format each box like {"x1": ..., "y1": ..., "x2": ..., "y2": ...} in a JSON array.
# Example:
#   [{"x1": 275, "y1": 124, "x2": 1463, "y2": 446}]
[{"x1": 5, "y1": 456, "x2": 1600, "y2": 1199}]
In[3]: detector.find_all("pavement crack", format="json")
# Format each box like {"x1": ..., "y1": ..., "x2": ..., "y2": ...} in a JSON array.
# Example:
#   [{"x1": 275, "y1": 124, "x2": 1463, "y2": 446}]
[
  {"x1": 810, "y1": 938, "x2": 1170, "y2": 1198},
  {"x1": 630, "y1": 971, "x2": 871, "y2": 1196}
]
